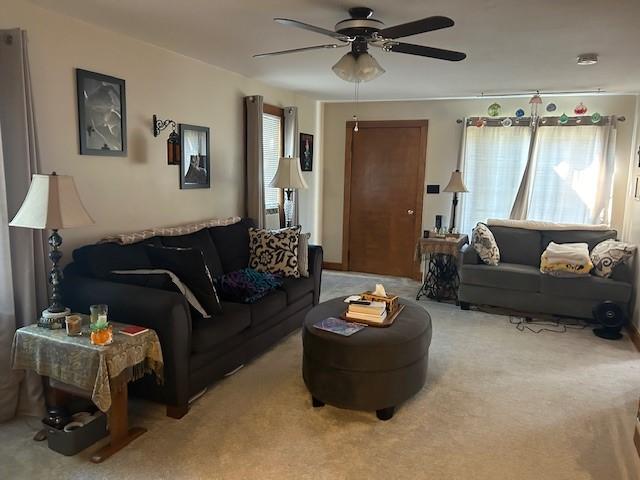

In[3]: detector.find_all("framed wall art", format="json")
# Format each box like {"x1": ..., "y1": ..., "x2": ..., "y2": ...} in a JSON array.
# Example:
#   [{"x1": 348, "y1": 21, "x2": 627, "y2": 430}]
[
  {"x1": 179, "y1": 124, "x2": 210, "y2": 189},
  {"x1": 76, "y1": 69, "x2": 127, "y2": 156},
  {"x1": 300, "y1": 133, "x2": 313, "y2": 172}
]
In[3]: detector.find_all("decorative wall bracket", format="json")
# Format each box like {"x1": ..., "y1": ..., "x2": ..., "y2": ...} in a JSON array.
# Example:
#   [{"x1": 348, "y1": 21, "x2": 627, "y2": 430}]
[{"x1": 153, "y1": 114, "x2": 177, "y2": 137}]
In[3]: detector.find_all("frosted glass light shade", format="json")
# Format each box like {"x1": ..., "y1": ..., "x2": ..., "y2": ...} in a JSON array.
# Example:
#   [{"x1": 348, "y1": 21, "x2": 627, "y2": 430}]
[
  {"x1": 269, "y1": 157, "x2": 308, "y2": 190},
  {"x1": 10, "y1": 174, "x2": 94, "y2": 230},
  {"x1": 332, "y1": 52, "x2": 385, "y2": 83},
  {"x1": 443, "y1": 170, "x2": 469, "y2": 193}
]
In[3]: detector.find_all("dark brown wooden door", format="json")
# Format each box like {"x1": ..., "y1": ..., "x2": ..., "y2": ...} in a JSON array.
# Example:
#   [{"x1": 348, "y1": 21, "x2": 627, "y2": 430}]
[{"x1": 343, "y1": 120, "x2": 427, "y2": 279}]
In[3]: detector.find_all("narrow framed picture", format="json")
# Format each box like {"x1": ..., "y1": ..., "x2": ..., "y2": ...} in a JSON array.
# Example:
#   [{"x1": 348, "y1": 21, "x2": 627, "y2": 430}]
[
  {"x1": 179, "y1": 124, "x2": 210, "y2": 189},
  {"x1": 76, "y1": 69, "x2": 127, "y2": 156},
  {"x1": 299, "y1": 133, "x2": 313, "y2": 172}
]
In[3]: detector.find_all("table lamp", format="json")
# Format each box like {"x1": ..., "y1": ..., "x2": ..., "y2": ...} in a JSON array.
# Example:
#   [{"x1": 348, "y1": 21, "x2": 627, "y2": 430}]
[
  {"x1": 10, "y1": 172, "x2": 94, "y2": 328},
  {"x1": 443, "y1": 169, "x2": 469, "y2": 234},
  {"x1": 269, "y1": 156, "x2": 308, "y2": 227}
]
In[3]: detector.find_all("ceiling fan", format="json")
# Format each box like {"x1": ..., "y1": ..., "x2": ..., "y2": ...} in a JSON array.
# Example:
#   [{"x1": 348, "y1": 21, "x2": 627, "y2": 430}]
[{"x1": 254, "y1": 7, "x2": 466, "y2": 82}]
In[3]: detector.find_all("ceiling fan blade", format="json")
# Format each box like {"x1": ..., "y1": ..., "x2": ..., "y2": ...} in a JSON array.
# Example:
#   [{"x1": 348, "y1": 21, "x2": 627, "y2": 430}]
[
  {"x1": 379, "y1": 16, "x2": 454, "y2": 39},
  {"x1": 389, "y1": 42, "x2": 466, "y2": 61},
  {"x1": 274, "y1": 18, "x2": 350, "y2": 41},
  {"x1": 253, "y1": 44, "x2": 346, "y2": 58}
]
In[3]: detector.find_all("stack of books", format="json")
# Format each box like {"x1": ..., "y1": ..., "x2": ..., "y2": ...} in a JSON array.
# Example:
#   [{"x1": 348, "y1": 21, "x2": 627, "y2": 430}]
[{"x1": 345, "y1": 301, "x2": 387, "y2": 324}]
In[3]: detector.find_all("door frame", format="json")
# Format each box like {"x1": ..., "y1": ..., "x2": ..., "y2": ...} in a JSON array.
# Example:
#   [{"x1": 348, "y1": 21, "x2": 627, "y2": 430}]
[{"x1": 341, "y1": 119, "x2": 428, "y2": 280}]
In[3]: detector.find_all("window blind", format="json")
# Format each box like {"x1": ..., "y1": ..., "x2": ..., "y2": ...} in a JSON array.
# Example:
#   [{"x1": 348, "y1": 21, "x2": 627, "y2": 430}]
[{"x1": 262, "y1": 113, "x2": 282, "y2": 211}]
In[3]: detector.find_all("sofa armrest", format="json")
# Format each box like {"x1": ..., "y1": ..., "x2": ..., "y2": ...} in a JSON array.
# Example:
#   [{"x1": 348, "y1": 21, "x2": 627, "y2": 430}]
[
  {"x1": 62, "y1": 265, "x2": 192, "y2": 408},
  {"x1": 308, "y1": 245, "x2": 323, "y2": 305},
  {"x1": 461, "y1": 243, "x2": 480, "y2": 265}
]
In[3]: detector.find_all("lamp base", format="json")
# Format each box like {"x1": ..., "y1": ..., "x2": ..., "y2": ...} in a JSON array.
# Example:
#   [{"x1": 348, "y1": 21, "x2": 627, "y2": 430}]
[{"x1": 38, "y1": 307, "x2": 70, "y2": 329}]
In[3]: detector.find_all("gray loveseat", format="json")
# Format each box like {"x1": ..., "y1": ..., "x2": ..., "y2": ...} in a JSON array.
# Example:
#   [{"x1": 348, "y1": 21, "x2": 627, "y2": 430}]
[{"x1": 458, "y1": 225, "x2": 634, "y2": 320}]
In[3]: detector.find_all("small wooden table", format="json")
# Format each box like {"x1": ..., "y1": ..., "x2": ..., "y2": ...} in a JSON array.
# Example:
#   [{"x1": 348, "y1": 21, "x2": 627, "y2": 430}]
[
  {"x1": 12, "y1": 320, "x2": 163, "y2": 463},
  {"x1": 415, "y1": 235, "x2": 469, "y2": 302}
]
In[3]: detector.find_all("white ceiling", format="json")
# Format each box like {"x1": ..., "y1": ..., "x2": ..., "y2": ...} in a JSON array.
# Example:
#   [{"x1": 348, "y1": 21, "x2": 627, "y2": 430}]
[{"x1": 30, "y1": 0, "x2": 640, "y2": 101}]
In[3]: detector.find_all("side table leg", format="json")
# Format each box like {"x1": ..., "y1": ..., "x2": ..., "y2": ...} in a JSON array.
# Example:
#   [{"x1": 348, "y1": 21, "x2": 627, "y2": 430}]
[{"x1": 90, "y1": 386, "x2": 146, "y2": 463}]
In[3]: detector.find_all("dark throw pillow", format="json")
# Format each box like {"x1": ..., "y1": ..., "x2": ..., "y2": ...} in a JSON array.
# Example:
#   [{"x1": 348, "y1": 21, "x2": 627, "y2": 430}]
[
  {"x1": 216, "y1": 268, "x2": 283, "y2": 304},
  {"x1": 145, "y1": 245, "x2": 222, "y2": 317}
]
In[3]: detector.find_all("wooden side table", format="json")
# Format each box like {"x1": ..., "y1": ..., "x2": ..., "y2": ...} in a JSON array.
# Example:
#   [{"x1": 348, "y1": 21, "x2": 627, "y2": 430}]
[
  {"x1": 415, "y1": 235, "x2": 469, "y2": 302},
  {"x1": 11, "y1": 320, "x2": 163, "y2": 463}
]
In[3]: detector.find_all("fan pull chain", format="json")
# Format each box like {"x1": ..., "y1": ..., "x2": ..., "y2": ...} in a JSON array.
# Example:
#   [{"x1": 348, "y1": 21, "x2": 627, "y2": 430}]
[{"x1": 353, "y1": 80, "x2": 360, "y2": 132}]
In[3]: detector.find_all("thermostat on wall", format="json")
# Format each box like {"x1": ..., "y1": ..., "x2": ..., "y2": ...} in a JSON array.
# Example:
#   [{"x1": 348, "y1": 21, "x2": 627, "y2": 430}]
[{"x1": 426, "y1": 185, "x2": 440, "y2": 194}]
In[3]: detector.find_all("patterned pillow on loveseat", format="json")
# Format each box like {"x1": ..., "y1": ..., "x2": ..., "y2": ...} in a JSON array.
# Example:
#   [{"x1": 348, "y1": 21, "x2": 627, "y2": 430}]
[
  {"x1": 248, "y1": 226, "x2": 301, "y2": 278},
  {"x1": 215, "y1": 268, "x2": 283, "y2": 304}
]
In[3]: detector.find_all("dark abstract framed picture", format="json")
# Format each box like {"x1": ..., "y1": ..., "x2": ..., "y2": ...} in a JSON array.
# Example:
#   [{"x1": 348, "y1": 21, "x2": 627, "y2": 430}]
[
  {"x1": 179, "y1": 124, "x2": 210, "y2": 189},
  {"x1": 76, "y1": 69, "x2": 127, "y2": 156},
  {"x1": 300, "y1": 133, "x2": 313, "y2": 172}
]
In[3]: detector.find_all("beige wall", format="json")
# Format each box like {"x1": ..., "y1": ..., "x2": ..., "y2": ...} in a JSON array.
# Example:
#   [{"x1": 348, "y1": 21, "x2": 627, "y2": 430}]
[
  {"x1": 2, "y1": 0, "x2": 321, "y2": 258},
  {"x1": 322, "y1": 95, "x2": 638, "y2": 264}
]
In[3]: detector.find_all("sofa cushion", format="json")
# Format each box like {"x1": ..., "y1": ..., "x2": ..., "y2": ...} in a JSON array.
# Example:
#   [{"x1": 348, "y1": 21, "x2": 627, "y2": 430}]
[
  {"x1": 488, "y1": 226, "x2": 542, "y2": 267},
  {"x1": 540, "y1": 275, "x2": 632, "y2": 303},
  {"x1": 541, "y1": 229, "x2": 617, "y2": 252},
  {"x1": 145, "y1": 245, "x2": 222, "y2": 316},
  {"x1": 208, "y1": 218, "x2": 256, "y2": 273},
  {"x1": 72, "y1": 242, "x2": 154, "y2": 278},
  {"x1": 191, "y1": 302, "x2": 251, "y2": 353},
  {"x1": 157, "y1": 229, "x2": 224, "y2": 279},
  {"x1": 461, "y1": 263, "x2": 541, "y2": 292},
  {"x1": 249, "y1": 226, "x2": 301, "y2": 278},
  {"x1": 280, "y1": 276, "x2": 315, "y2": 304},
  {"x1": 249, "y1": 290, "x2": 287, "y2": 327}
]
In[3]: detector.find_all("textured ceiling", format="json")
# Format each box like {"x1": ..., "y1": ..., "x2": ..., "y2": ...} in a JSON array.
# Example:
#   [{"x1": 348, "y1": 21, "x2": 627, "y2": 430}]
[{"x1": 29, "y1": 0, "x2": 640, "y2": 100}]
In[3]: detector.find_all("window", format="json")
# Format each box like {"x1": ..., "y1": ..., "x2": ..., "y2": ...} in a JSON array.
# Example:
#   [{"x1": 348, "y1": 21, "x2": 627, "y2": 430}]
[
  {"x1": 459, "y1": 126, "x2": 531, "y2": 233},
  {"x1": 262, "y1": 107, "x2": 283, "y2": 212},
  {"x1": 459, "y1": 118, "x2": 616, "y2": 234}
]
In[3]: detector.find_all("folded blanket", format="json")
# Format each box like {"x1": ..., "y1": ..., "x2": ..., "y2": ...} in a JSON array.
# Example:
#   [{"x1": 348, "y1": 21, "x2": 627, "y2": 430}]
[{"x1": 540, "y1": 242, "x2": 593, "y2": 277}]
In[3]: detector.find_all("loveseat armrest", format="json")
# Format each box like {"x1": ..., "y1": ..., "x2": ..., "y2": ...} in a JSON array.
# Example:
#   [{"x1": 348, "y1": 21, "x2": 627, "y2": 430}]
[
  {"x1": 62, "y1": 265, "x2": 192, "y2": 409},
  {"x1": 461, "y1": 243, "x2": 480, "y2": 265},
  {"x1": 308, "y1": 245, "x2": 323, "y2": 305}
]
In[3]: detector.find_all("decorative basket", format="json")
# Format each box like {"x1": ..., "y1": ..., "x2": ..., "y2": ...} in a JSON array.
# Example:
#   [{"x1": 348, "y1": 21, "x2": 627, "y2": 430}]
[{"x1": 361, "y1": 292, "x2": 399, "y2": 314}]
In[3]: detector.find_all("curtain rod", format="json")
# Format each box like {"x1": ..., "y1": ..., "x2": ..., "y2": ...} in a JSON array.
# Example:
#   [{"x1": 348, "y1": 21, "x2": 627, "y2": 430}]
[{"x1": 456, "y1": 115, "x2": 625, "y2": 123}]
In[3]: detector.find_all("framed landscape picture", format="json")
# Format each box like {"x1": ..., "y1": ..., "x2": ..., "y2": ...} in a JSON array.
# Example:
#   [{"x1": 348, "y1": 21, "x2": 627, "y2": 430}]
[
  {"x1": 76, "y1": 69, "x2": 127, "y2": 156},
  {"x1": 179, "y1": 124, "x2": 210, "y2": 189},
  {"x1": 300, "y1": 133, "x2": 313, "y2": 172}
]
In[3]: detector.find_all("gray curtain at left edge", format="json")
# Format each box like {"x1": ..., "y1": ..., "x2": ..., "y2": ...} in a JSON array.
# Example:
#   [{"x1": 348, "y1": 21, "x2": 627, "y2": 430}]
[
  {"x1": 245, "y1": 95, "x2": 266, "y2": 228},
  {"x1": 0, "y1": 29, "x2": 47, "y2": 422},
  {"x1": 284, "y1": 106, "x2": 300, "y2": 226}
]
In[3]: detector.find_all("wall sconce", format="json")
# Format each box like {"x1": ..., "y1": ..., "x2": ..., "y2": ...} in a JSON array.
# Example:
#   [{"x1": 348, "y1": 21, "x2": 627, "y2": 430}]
[{"x1": 153, "y1": 114, "x2": 180, "y2": 165}]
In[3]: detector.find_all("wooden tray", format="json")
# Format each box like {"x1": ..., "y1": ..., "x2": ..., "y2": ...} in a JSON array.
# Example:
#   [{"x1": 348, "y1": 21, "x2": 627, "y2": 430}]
[{"x1": 341, "y1": 304, "x2": 406, "y2": 328}]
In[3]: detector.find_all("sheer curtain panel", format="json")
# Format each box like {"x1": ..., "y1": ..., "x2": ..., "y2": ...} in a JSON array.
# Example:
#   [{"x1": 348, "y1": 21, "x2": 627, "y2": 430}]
[{"x1": 0, "y1": 29, "x2": 47, "y2": 422}]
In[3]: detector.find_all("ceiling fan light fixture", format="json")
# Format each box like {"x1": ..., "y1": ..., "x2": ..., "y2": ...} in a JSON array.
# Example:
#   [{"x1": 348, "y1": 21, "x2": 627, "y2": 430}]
[
  {"x1": 332, "y1": 52, "x2": 385, "y2": 83},
  {"x1": 332, "y1": 52, "x2": 358, "y2": 82}
]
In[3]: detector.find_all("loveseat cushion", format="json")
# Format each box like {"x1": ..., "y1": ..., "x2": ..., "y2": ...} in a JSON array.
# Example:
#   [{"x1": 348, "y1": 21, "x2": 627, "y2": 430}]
[
  {"x1": 208, "y1": 218, "x2": 256, "y2": 273},
  {"x1": 488, "y1": 226, "x2": 542, "y2": 267},
  {"x1": 157, "y1": 229, "x2": 224, "y2": 279},
  {"x1": 72, "y1": 242, "x2": 153, "y2": 278},
  {"x1": 460, "y1": 263, "x2": 541, "y2": 292},
  {"x1": 191, "y1": 302, "x2": 251, "y2": 353},
  {"x1": 541, "y1": 229, "x2": 617, "y2": 252},
  {"x1": 540, "y1": 275, "x2": 632, "y2": 303},
  {"x1": 249, "y1": 290, "x2": 287, "y2": 327},
  {"x1": 280, "y1": 277, "x2": 315, "y2": 304}
]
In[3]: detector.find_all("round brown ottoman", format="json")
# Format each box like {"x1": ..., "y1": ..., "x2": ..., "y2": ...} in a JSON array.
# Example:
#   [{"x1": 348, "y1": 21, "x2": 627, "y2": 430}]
[{"x1": 302, "y1": 297, "x2": 432, "y2": 420}]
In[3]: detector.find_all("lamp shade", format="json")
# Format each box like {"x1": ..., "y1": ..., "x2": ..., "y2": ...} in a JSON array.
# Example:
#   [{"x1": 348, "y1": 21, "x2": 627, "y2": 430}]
[
  {"x1": 10, "y1": 173, "x2": 94, "y2": 230},
  {"x1": 332, "y1": 52, "x2": 385, "y2": 83},
  {"x1": 443, "y1": 170, "x2": 469, "y2": 193},
  {"x1": 268, "y1": 157, "x2": 308, "y2": 190}
]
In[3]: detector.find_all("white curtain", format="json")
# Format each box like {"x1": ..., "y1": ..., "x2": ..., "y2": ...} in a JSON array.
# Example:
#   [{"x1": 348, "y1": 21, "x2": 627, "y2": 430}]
[
  {"x1": 526, "y1": 123, "x2": 616, "y2": 224},
  {"x1": 459, "y1": 118, "x2": 617, "y2": 234},
  {"x1": 0, "y1": 29, "x2": 47, "y2": 422},
  {"x1": 459, "y1": 125, "x2": 532, "y2": 234}
]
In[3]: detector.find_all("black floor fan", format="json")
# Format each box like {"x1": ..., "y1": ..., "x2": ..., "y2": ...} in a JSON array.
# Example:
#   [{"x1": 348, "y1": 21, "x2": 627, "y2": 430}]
[{"x1": 592, "y1": 301, "x2": 627, "y2": 340}]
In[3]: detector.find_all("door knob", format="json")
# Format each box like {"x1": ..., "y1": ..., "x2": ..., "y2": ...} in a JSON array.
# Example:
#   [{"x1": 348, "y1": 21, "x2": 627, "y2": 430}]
[{"x1": 407, "y1": 209, "x2": 415, "y2": 215}]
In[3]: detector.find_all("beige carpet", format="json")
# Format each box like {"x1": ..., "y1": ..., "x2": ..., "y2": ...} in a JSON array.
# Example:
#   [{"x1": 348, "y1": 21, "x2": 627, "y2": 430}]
[{"x1": 1, "y1": 270, "x2": 639, "y2": 480}]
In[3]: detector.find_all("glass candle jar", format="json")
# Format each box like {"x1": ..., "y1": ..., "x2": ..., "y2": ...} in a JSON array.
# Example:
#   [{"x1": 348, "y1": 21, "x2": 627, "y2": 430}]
[
  {"x1": 65, "y1": 315, "x2": 83, "y2": 336},
  {"x1": 89, "y1": 304, "x2": 108, "y2": 325}
]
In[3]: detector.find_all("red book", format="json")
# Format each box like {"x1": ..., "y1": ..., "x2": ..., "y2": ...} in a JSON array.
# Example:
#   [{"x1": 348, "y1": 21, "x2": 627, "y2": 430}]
[{"x1": 120, "y1": 325, "x2": 149, "y2": 336}]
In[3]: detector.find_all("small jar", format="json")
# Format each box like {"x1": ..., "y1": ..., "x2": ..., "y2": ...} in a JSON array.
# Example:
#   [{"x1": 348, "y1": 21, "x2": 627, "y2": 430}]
[{"x1": 65, "y1": 315, "x2": 83, "y2": 336}]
